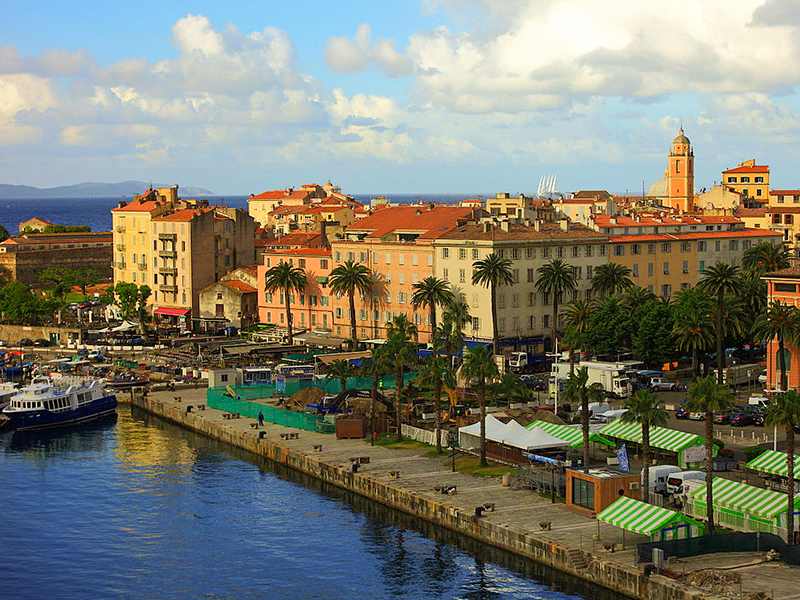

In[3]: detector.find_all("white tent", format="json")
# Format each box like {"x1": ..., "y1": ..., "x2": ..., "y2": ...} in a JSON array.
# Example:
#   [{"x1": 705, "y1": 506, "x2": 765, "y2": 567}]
[
  {"x1": 111, "y1": 321, "x2": 137, "y2": 333},
  {"x1": 459, "y1": 415, "x2": 568, "y2": 451}
]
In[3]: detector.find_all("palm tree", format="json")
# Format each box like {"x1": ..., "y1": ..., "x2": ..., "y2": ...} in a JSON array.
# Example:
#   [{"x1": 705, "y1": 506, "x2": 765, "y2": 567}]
[
  {"x1": 472, "y1": 254, "x2": 514, "y2": 356},
  {"x1": 418, "y1": 352, "x2": 448, "y2": 453},
  {"x1": 743, "y1": 241, "x2": 792, "y2": 274},
  {"x1": 699, "y1": 263, "x2": 741, "y2": 385},
  {"x1": 411, "y1": 276, "x2": 455, "y2": 333},
  {"x1": 363, "y1": 346, "x2": 391, "y2": 445},
  {"x1": 561, "y1": 367, "x2": 606, "y2": 467},
  {"x1": 264, "y1": 261, "x2": 308, "y2": 345},
  {"x1": 620, "y1": 286, "x2": 657, "y2": 313},
  {"x1": 756, "y1": 301, "x2": 800, "y2": 391},
  {"x1": 561, "y1": 298, "x2": 592, "y2": 373},
  {"x1": 441, "y1": 301, "x2": 470, "y2": 370},
  {"x1": 672, "y1": 303, "x2": 714, "y2": 378},
  {"x1": 386, "y1": 314, "x2": 418, "y2": 441},
  {"x1": 738, "y1": 271, "x2": 768, "y2": 362},
  {"x1": 536, "y1": 259, "x2": 578, "y2": 350},
  {"x1": 591, "y1": 262, "x2": 634, "y2": 297},
  {"x1": 461, "y1": 345, "x2": 499, "y2": 466},
  {"x1": 323, "y1": 359, "x2": 357, "y2": 393},
  {"x1": 329, "y1": 259, "x2": 373, "y2": 350},
  {"x1": 620, "y1": 390, "x2": 668, "y2": 504},
  {"x1": 765, "y1": 391, "x2": 800, "y2": 544},
  {"x1": 685, "y1": 375, "x2": 736, "y2": 534}
]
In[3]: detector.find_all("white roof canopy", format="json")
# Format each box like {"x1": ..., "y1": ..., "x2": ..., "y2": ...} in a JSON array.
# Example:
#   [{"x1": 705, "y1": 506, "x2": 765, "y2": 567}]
[{"x1": 459, "y1": 415, "x2": 567, "y2": 451}]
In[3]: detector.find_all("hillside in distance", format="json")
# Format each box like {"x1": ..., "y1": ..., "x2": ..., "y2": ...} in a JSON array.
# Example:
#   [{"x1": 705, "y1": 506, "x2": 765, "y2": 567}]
[{"x1": 0, "y1": 181, "x2": 215, "y2": 198}]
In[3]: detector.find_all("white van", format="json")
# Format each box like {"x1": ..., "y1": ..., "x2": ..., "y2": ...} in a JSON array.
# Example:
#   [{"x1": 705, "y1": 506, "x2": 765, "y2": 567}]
[
  {"x1": 748, "y1": 396, "x2": 770, "y2": 409},
  {"x1": 593, "y1": 409, "x2": 628, "y2": 424},
  {"x1": 642, "y1": 465, "x2": 682, "y2": 494},
  {"x1": 665, "y1": 470, "x2": 706, "y2": 495}
]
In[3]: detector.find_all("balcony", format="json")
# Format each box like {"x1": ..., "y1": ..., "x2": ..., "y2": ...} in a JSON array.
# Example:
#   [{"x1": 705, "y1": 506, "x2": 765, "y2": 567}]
[
  {"x1": 115, "y1": 225, "x2": 125, "y2": 232},
  {"x1": 116, "y1": 262, "x2": 127, "y2": 269},
  {"x1": 159, "y1": 284, "x2": 178, "y2": 293},
  {"x1": 158, "y1": 266, "x2": 177, "y2": 274},
  {"x1": 158, "y1": 249, "x2": 177, "y2": 258},
  {"x1": 138, "y1": 262, "x2": 148, "y2": 270},
  {"x1": 116, "y1": 243, "x2": 126, "y2": 251},
  {"x1": 158, "y1": 232, "x2": 177, "y2": 241}
]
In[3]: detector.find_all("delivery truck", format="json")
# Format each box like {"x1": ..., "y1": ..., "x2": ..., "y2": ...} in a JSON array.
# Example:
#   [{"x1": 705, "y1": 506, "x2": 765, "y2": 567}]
[{"x1": 550, "y1": 359, "x2": 632, "y2": 399}]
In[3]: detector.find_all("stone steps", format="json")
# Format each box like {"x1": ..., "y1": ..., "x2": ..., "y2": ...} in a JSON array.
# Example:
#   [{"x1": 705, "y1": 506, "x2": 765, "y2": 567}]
[{"x1": 566, "y1": 547, "x2": 589, "y2": 571}]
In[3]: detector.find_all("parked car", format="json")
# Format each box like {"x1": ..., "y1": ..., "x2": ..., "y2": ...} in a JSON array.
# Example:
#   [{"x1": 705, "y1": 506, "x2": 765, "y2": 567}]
[
  {"x1": 689, "y1": 411, "x2": 706, "y2": 421},
  {"x1": 18, "y1": 338, "x2": 33, "y2": 347},
  {"x1": 519, "y1": 375, "x2": 545, "y2": 391},
  {"x1": 758, "y1": 369, "x2": 768, "y2": 385},
  {"x1": 675, "y1": 406, "x2": 690, "y2": 419},
  {"x1": 730, "y1": 412, "x2": 754, "y2": 427},
  {"x1": 33, "y1": 338, "x2": 51, "y2": 347},
  {"x1": 649, "y1": 377, "x2": 677, "y2": 392},
  {"x1": 713, "y1": 412, "x2": 732, "y2": 424}
]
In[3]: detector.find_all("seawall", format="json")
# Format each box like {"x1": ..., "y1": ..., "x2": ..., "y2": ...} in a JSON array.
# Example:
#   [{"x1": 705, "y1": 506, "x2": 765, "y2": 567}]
[{"x1": 129, "y1": 393, "x2": 715, "y2": 600}]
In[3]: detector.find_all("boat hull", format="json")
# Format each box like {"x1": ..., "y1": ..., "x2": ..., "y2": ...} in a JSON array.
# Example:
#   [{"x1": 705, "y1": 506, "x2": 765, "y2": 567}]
[{"x1": 5, "y1": 395, "x2": 118, "y2": 431}]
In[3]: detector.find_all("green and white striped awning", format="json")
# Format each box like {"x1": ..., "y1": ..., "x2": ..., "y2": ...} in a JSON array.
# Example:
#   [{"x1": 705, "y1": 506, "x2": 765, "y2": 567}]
[
  {"x1": 746, "y1": 449, "x2": 800, "y2": 479},
  {"x1": 598, "y1": 420, "x2": 705, "y2": 453},
  {"x1": 526, "y1": 420, "x2": 614, "y2": 448},
  {"x1": 690, "y1": 477, "x2": 800, "y2": 518},
  {"x1": 597, "y1": 496, "x2": 686, "y2": 535}
]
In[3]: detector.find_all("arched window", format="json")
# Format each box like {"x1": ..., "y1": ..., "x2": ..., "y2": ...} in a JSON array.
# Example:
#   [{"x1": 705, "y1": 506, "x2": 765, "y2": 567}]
[{"x1": 676, "y1": 159, "x2": 681, "y2": 174}]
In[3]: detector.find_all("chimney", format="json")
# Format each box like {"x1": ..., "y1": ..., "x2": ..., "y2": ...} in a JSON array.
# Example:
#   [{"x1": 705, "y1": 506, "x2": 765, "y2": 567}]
[
  {"x1": 534, "y1": 220, "x2": 542, "y2": 232},
  {"x1": 559, "y1": 219, "x2": 569, "y2": 231},
  {"x1": 523, "y1": 218, "x2": 531, "y2": 227},
  {"x1": 483, "y1": 222, "x2": 492, "y2": 233},
  {"x1": 415, "y1": 208, "x2": 422, "y2": 215},
  {"x1": 117, "y1": 200, "x2": 127, "y2": 208},
  {"x1": 500, "y1": 220, "x2": 510, "y2": 232},
  {"x1": 320, "y1": 220, "x2": 330, "y2": 249}
]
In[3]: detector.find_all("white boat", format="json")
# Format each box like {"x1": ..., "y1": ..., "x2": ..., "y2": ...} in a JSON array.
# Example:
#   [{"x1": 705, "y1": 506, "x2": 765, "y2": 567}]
[
  {"x1": 0, "y1": 382, "x2": 18, "y2": 411},
  {"x1": 3, "y1": 376, "x2": 117, "y2": 431}
]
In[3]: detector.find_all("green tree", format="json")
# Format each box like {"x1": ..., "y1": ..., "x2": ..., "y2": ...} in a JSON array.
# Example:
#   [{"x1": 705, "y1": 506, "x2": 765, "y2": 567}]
[
  {"x1": 418, "y1": 352, "x2": 448, "y2": 453},
  {"x1": 51, "y1": 281, "x2": 72, "y2": 325},
  {"x1": 441, "y1": 301, "x2": 470, "y2": 370},
  {"x1": 672, "y1": 298, "x2": 714, "y2": 378},
  {"x1": 699, "y1": 263, "x2": 741, "y2": 385},
  {"x1": 329, "y1": 259, "x2": 373, "y2": 350},
  {"x1": 0, "y1": 281, "x2": 44, "y2": 323},
  {"x1": 756, "y1": 301, "x2": 800, "y2": 391},
  {"x1": 685, "y1": 375, "x2": 736, "y2": 534},
  {"x1": 561, "y1": 297, "x2": 592, "y2": 372},
  {"x1": 590, "y1": 262, "x2": 634, "y2": 297},
  {"x1": 632, "y1": 300, "x2": 675, "y2": 366},
  {"x1": 322, "y1": 359, "x2": 357, "y2": 393},
  {"x1": 39, "y1": 267, "x2": 75, "y2": 287},
  {"x1": 72, "y1": 268, "x2": 100, "y2": 299},
  {"x1": 620, "y1": 390, "x2": 668, "y2": 504},
  {"x1": 386, "y1": 314, "x2": 418, "y2": 441},
  {"x1": 765, "y1": 391, "x2": 800, "y2": 544},
  {"x1": 743, "y1": 241, "x2": 791, "y2": 274},
  {"x1": 738, "y1": 271, "x2": 768, "y2": 362},
  {"x1": 411, "y1": 276, "x2": 454, "y2": 333},
  {"x1": 536, "y1": 258, "x2": 577, "y2": 350},
  {"x1": 0, "y1": 224, "x2": 9, "y2": 242},
  {"x1": 620, "y1": 286, "x2": 657, "y2": 314},
  {"x1": 561, "y1": 367, "x2": 606, "y2": 467},
  {"x1": 461, "y1": 345, "x2": 500, "y2": 466},
  {"x1": 583, "y1": 296, "x2": 631, "y2": 355},
  {"x1": 473, "y1": 253, "x2": 514, "y2": 356},
  {"x1": 362, "y1": 346, "x2": 391, "y2": 445},
  {"x1": 264, "y1": 261, "x2": 308, "y2": 345}
]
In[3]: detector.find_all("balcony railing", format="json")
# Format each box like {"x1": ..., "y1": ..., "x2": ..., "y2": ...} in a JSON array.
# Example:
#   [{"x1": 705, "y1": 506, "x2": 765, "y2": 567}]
[
  {"x1": 159, "y1": 284, "x2": 178, "y2": 293},
  {"x1": 138, "y1": 262, "x2": 148, "y2": 270},
  {"x1": 158, "y1": 249, "x2": 177, "y2": 258},
  {"x1": 116, "y1": 262, "x2": 126, "y2": 269},
  {"x1": 158, "y1": 266, "x2": 177, "y2": 274},
  {"x1": 116, "y1": 243, "x2": 126, "y2": 251},
  {"x1": 158, "y1": 232, "x2": 177, "y2": 240},
  {"x1": 115, "y1": 225, "x2": 125, "y2": 232}
]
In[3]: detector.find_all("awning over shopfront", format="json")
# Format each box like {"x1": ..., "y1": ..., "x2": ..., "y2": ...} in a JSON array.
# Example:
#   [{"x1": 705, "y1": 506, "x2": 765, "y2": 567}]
[
  {"x1": 154, "y1": 307, "x2": 191, "y2": 317},
  {"x1": 599, "y1": 420, "x2": 706, "y2": 454},
  {"x1": 526, "y1": 420, "x2": 615, "y2": 448},
  {"x1": 691, "y1": 477, "x2": 800, "y2": 519},
  {"x1": 597, "y1": 496, "x2": 704, "y2": 539},
  {"x1": 747, "y1": 449, "x2": 800, "y2": 479},
  {"x1": 293, "y1": 333, "x2": 348, "y2": 348}
]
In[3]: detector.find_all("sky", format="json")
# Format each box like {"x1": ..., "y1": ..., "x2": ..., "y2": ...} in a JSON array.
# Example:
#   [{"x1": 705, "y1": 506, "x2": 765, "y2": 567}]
[{"x1": 2, "y1": 0, "x2": 800, "y2": 195}]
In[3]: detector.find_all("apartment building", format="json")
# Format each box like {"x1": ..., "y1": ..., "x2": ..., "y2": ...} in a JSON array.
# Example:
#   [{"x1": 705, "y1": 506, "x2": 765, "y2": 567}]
[
  {"x1": 198, "y1": 266, "x2": 259, "y2": 330},
  {"x1": 329, "y1": 206, "x2": 481, "y2": 343},
  {"x1": 111, "y1": 187, "x2": 256, "y2": 328},
  {"x1": 722, "y1": 160, "x2": 770, "y2": 203},
  {"x1": 433, "y1": 220, "x2": 608, "y2": 354},
  {"x1": 257, "y1": 248, "x2": 334, "y2": 332},
  {"x1": 763, "y1": 267, "x2": 800, "y2": 391}
]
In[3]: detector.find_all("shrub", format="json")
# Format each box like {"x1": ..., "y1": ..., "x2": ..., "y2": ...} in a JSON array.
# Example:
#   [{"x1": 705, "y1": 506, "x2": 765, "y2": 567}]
[
  {"x1": 717, "y1": 448, "x2": 735, "y2": 459},
  {"x1": 712, "y1": 438, "x2": 725, "y2": 450},
  {"x1": 745, "y1": 446, "x2": 768, "y2": 463}
]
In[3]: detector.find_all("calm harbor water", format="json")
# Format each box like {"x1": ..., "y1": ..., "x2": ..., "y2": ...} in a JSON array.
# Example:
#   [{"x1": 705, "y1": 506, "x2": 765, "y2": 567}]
[{"x1": 0, "y1": 406, "x2": 612, "y2": 600}]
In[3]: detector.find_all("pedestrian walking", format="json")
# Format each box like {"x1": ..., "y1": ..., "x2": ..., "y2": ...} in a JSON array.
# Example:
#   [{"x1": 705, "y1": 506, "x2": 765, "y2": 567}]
[{"x1": 258, "y1": 411, "x2": 264, "y2": 427}]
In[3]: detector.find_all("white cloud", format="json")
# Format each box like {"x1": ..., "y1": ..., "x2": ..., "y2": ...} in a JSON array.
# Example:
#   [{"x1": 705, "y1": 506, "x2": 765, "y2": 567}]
[
  {"x1": 172, "y1": 14, "x2": 225, "y2": 56},
  {"x1": 325, "y1": 24, "x2": 412, "y2": 77}
]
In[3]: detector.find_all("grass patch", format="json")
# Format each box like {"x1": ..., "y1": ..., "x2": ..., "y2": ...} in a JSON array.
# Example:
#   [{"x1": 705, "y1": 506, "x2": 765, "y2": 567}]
[
  {"x1": 453, "y1": 455, "x2": 515, "y2": 477},
  {"x1": 369, "y1": 438, "x2": 434, "y2": 452},
  {"x1": 43, "y1": 288, "x2": 86, "y2": 303}
]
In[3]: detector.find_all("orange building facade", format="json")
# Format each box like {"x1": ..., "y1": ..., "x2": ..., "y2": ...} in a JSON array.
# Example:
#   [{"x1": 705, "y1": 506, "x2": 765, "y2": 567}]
[{"x1": 763, "y1": 267, "x2": 800, "y2": 391}]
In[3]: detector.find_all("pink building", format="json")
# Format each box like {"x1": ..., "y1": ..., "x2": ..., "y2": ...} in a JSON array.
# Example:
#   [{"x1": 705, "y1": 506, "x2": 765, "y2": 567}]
[
  {"x1": 763, "y1": 267, "x2": 800, "y2": 391},
  {"x1": 257, "y1": 248, "x2": 334, "y2": 332}
]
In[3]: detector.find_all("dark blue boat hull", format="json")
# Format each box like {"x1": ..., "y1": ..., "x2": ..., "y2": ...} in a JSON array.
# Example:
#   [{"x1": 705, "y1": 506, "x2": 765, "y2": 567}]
[{"x1": 5, "y1": 395, "x2": 118, "y2": 431}]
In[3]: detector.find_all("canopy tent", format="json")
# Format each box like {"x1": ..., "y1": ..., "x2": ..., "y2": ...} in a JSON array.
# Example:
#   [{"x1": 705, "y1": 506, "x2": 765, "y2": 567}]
[
  {"x1": 526, "y1": 420, "x2": 615, "y2": 448},
  {"x1": 153, "y1": 307, "x2": 190, "y2": 317},
  {"x1": 111, "y1": 321, "x2": 138, "y2": 333},
  {"x1": 293, "y1": 333, "x2": 348, "y2": 348},
  {"x1": 598, "y1": 420, "x2": 708, "y2": 467},
  {"x1": 746, "y1": 449, "x2": 800, "y2": 479},
  {"x1": 459, "y1": 415, "x2": 567, "y2": 452},
  {"x1": 597, "y1": 496, "x2": 704, "y2": 541},
  {"x1": 686, "y1": 477, "x2": 800, "y2": 536}
]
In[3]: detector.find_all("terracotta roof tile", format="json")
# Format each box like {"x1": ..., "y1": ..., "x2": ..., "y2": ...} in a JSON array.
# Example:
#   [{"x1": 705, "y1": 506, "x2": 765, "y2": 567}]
[
  {"x1": 765, "y1": 267, "x2": 800, "y2": 278},
  {"x1": 111, "y1": 199, "x2": 163, "y2": 213},
  {"x1": 152, "y1": 208, "x2": 212, "y2": 222},
  {"x1": 250, "y1": 189, "x2": 310, "y2": 201},
  {"x1": 264, "y1": 232, "x2": 322, "y2": 246},
  {"x1": 770, "y1": 190, "x2": 800, "y2": 195},
  {"x1": 441, "y1": 221, "x2": 606, "y2": 241},
  {"x1": 723, "y1": 165, "x2": 769, "y2": 173},
  {"x1": 734, "y1": 208, "x2": 768, "y2": 217},
  {"x1": 221, "y1": 280, "x2": 257, "y2": 294},
  {"x1": 608, "y1": 229, "x2": 782, "y2": 243},
  {"x1": 346, "y1": 206, "x2": 479, "y2": 240}
]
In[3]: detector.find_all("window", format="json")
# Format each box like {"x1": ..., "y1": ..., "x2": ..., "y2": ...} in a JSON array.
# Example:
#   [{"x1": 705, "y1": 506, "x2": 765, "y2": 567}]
[
  {"x1": 661, "y1": 284, "x2": 672, "y2": 297},
  {"x1": 471, "y1": 317, "x2": 480, "y2": 330},
  {"x1": 697, "y1": 241, "x2": 707, "y2": 252},
  {"x1": 321, "y1": 296, "x2": 329, "y2": 307},
  {"x1": 574, "y1": 266, "x2": 582, "y2": 280},
  {"x1": 414, "y1": 313, "x2": 420, "y2": 325},
  {"x1": 542, "y1": 247, "x2": 550, "y2": 258},
  {"x1": 527, "y1": 268, "x2": 535, "y2": 283},
  {"x1": 777, "y1": 196, "x2": 786, "y2": 204},
  {"x1": 398, "y1": 253, "x2": 405, "y2": 265},
  {"x1": 755, "y1": 176, "x2": 764, "y2": 183},
  {"x1": 715, "y1": 241, "x2": 721, "y2": 252},
  {"x1": 473, "y1": 249, "x2": 479, "y2": 259},
  {"x1": 631, "y1": 244, "x2": 640, "y2": 255},
  {"x1": 498, "y1": 294, "x2": 506, "y2": 308},
  {"x1": 742, "y1": 188, "x2": 749, "y2": 197},
  {"x1": 741, "y1": 176, "x2": 750, "y2": 183},
  {"x1": 358, "y1": 253, "x2": 366, "y2": 264},
  {"x1": 334, "y1": 251, "x2": 341, "y2": 262},
  {"x1": 699, "y1": 260, "x2": 705, "y2": 272},
  {"x1": 648, "y1": 263, "x2": 654, "y2": 277},
  {"x1": 498, "y1": 317, "x2": 505, "y2": 332},
  {"x1": 412, "y1": 254, "x2": 418, "y2": 266},
  {"x1": 512, "y1": 293, "x2": 519, "y2": 308},
  {"x1": 335, "y1": 308, "x2": 343, "y2": 318},
  {"x1": 756, "y1": 189, "x2": 763, "y2": 197},
  {"x1": 529, "y1": 315, "x2": 536, "y2": 329},
  {"x1": 373, "y1": 252, "x2": 379, "y2": 263},
  {"x1": 399, "y1": 291, "x2": 407, "y2": 304},
  {"x1": 512, "y1": 269, "x2": 519, "y2": 283},
  {"x1": 442, "y1": 248, "x2": 450, "y2": 259},
  {"x1": 571, "y1": 246, "x2": 579, "y2": 258},
  {"x1": 728, "y1": 176, "x2": 737, "y2": 183},
  {"x1": 632, "y1": 264, "x2": 639, "y2": 277},
  {"x1": 385, "y1": 290, "x2": 391, "y2": 302},
  {"x1": 556, "y1": 246, "x2": 564, "y2": 258},
  {"x1": 682, "y1": 260, "x2": 689, "y2": 274},
  {"x1": 459, "y1": 269, "x2": 466, "y2": 283},
  {"x1": 359, "y1": 309, "x2": 367, "y2": 321},
  {"x1": 543, "y1": 314, "x2": 550, "y2": 328},
  {"x1": 472, "y1": 293, "x2": 479, "y2": 307},
  {"x1": 525, "y1": 247, "x2": 534, "y2": 259},
  {"x1": 511, "y1": 248, "x2": 520, "y2": 260},
  {"x1": 661, "y1": 243, "x2": 672, "y2": 253},
  {"x1": 681, "y1": 242, "x2": 691, "y2": 252},
  {"x1": 310, "y1": 295, "x2": 317, "y2": 306},
  {"x1": 459, "y1": 248, "x2": 467, "y2": 260},
  {"x1": 663, "y1": 262, "x2": 670, "y2": 275},
  {"x1": 648, "y1": 243, "x2": 656, "y2": 254},
  {"x1": 399, "y1": 273, "x2": 405, "y2": 284},
  {"x1": 427, "y1": 255, "x2": 433, "y2": 267},
  {"x1": 776, "y1": 283, "x2": 797, "y2": 293},
  {"x1": 386, "y1": 272, "x2": 392, "y2": 283},
  {"x1": 442, "y1": 268, "x2": 449, "y2": 281},
  {"x1": 572, "y1": 479, "x2": 595, "y2": 510},
  {"x1": 586, "y1": 266, "x2": 593, "y2": 280},
  {"x1": 600, "y1": 245, "x2": 607, "y2": 256},
  {"x1": 585, "y1": 245, "x2": 593, "y2": 257},
  {"x1": 614, "y1": 245, "x2": 625, "y2": 256},
  {"x1": 413, "y1": 273, "x2": 418, "y2": 284},
  {"x1": 729, "y1": 240, "x2": 739, "y2": 251}
]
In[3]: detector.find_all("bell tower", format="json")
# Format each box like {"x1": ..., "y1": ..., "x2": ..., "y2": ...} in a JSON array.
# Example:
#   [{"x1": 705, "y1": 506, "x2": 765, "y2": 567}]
[{"x1": 667, "y1": 127, "x2": 694, "y2": 212}]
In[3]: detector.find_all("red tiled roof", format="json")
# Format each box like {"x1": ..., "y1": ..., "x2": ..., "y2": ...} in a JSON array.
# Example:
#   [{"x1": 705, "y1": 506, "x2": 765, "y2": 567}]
[
  {"x1": 19, "y1": 217, "x2": 52, "y2": 226},
  {"x1": 593, "y1": 214, "x2": 741, "y2": 227},
  {"x1": 346, "y1": 206, "x2": 479, "y2": 240},
  {"x1": 734, "y1": 208, "x2": 768, "y2": 217},
  {"x1": 305, "y1": 205, "x2": 349, "y2": 214},
  {"x1": 264, "y1": 232, "x2": 321, "y2": 246},
  {"x1": 608, "y1": 228, "x2": 782, "y2": 243},
  {"x1": 764, "y1": 267, "x2": 800, "y2": 279},
  {"x1": 723, "y1": 165, "x2": 769, "y2": 174},
  {"x1": 770, "y1": 190, "x2": 800, "y2": 195},
  {"x1": 111, "y1": 199, "x2": 162, "y2": 212},
  {"x1": 250, "y1": 189, "x2": 310, "y2": 201},
  {"x1": 233, "y1": 264, "x2": 258, "y2": 277},
  {"x1": 221, "y1": 280, "x2": 257, "y2": 294},
  {"x1": 767, "y1": 207, "x2": 800, "y2": 214},
  {"x1": 153, "y1": 208, "x2": 211, "y2": 222},
  {"x1": 269, "y1": 205, "x2": 312, "y2": 216},
  {"x1": 441, "y1": 221, "x2": 606, "y2": 241},
  {"x1": 275, "y1": 248, "x2": 332, "y2": 257}
]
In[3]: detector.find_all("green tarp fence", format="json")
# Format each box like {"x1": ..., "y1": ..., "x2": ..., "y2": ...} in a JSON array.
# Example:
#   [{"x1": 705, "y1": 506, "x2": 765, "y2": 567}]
[
  {"x1": 226, "y1": 372, "x2": 419, "y2": 400},
  {"x1": 207, "y1": 388, "x2": 335, "y2": 433}
]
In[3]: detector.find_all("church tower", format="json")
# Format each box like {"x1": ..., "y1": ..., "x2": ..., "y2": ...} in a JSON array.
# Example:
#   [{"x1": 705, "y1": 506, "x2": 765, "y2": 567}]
[{"x1": 667, "y1": 127, "x2": 694, "y2": 212}]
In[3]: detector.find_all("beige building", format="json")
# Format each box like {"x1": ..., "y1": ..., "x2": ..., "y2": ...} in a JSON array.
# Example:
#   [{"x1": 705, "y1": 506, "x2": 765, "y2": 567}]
[
  {"x1": 722, "y1": 160, "x2": 770, "y2": 204},
  {"x1": 696, "y1": 185, "x2": 743, "y2": 211},
  {"x1": 433, "y1": 220, "x2": 608, "y2": 353},
  {"x1": 111, "y1": 187, "x2": 256, "y2": 328},
  {"x1": 198, "y1": 266, "x2": 259, "y2": 331}
]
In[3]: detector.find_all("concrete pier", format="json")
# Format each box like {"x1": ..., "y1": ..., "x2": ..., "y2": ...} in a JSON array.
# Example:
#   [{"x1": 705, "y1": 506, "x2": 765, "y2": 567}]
[{"x1": 127, "y1": 390, "x2": 786, "y2": 600}]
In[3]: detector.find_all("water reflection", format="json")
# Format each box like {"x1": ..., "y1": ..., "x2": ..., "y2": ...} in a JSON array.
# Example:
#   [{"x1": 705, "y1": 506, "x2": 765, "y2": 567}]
[{"x1": 5, "y1": 413, "x2": 117, "y2": 460}]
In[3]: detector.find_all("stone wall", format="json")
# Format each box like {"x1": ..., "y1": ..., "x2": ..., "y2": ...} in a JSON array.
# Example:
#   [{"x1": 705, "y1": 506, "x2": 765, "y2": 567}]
[
  {"x1": 0, "y1": 246, "x2": 112, "y2": 287},
  {"x1": 0, "y1": 324, "x2": 84, "y2": 345},
  {"x1": 130, "y1": 395, "x2": 714, "y2": 600}
]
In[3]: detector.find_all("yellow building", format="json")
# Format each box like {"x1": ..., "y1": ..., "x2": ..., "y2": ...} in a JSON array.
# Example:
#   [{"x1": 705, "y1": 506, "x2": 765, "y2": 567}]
[
  {"x1": 722, "y1": 160, "x2": 770, "y2": 204},
  {"x1": 696, "y1": 185, "x2": 743, "y2": 211},
  {"x1": 111, "y1": 187, "x2": 256, "y2": 329}
]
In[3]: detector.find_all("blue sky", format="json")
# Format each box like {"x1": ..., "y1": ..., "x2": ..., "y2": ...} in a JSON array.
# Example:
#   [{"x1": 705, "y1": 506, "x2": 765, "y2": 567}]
[{"x1": 2, "y1": 1, "x2": 800, "y2": 195}]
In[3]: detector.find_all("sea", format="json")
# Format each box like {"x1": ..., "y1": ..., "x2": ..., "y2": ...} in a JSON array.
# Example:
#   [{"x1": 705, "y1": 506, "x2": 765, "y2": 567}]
[
  {"x1": 0, "y1": 194, "x2": 487, "y2": 234},
  {"x1": 0, "y1": 405, "x2": 611, "y2": 600}
]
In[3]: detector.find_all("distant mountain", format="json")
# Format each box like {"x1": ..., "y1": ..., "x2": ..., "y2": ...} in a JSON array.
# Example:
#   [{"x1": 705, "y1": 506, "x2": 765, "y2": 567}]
[{"x1": 0, "y1": 181, "x2": 215, "y2": 198}]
